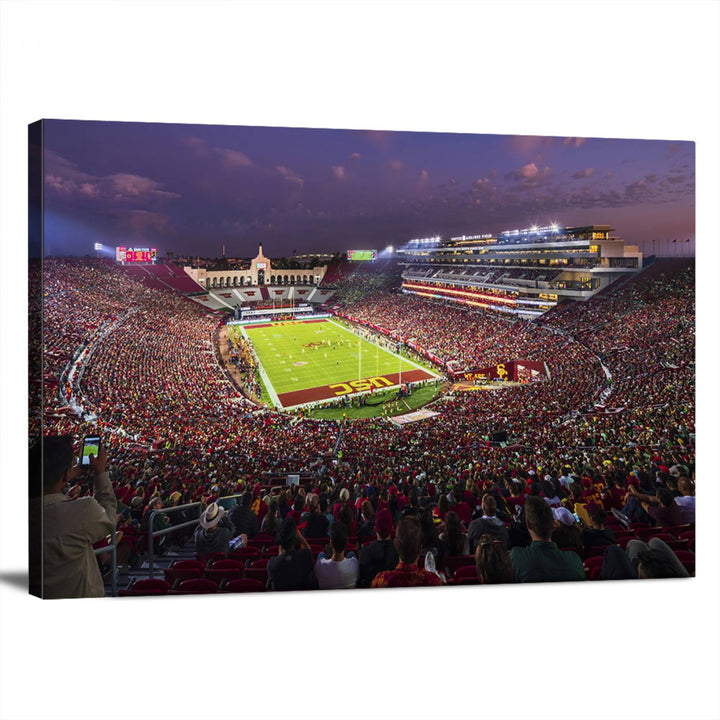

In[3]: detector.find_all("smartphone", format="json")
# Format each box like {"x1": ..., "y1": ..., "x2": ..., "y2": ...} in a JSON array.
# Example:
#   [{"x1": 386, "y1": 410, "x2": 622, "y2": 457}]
[{"x1": 81, "y1": 435, "x2": 101, "y2": 466}]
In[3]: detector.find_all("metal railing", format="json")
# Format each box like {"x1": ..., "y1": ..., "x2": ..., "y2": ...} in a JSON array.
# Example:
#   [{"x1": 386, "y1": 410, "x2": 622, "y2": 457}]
[
  {"x1": 146, "y1": 494, "x2": 259, "y2": 579},
  {"x1": 147, "y1": 502, "x2": 204, "y2": 579},
  {"x1": 93, "y1": 528, "x2": 118, "y2": 597}
]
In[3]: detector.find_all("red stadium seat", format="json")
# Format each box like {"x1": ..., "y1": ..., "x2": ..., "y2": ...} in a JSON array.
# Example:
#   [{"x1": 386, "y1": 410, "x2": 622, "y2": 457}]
[
  {"x1": 246, "y1": 539, "x2": 270, "y2": 552},
  {"x1": 228, "y1": 547, "x2": 261, "y2": 564},
  {"x1": 663, "y1": 524, "x2": 693, "y2": 538},
  {"x1": 223, "y1": 578, "x2": 266, "y2": 593},
  {"x1": 583, "y1": 556, "x2": 605, "y2": 580},
  {"x1": 163, "y1": 559, "x2": 204, "y2": 586},
  {"x1": 678, "y1": 531, "x2": 695, "y2": 551},
  {"x1": 654, "y1": 537, "x2": 691, "y2": 552},
  {"x1": 119, "y1": 578, "x2": 171, "y2": 596},
  {"x1": 452, "y1": 565, "x2": 479, "y2": 582},
  {"x1": 445, "y1": 555, "x2": 475, "y2": 577},
  {"x1": 244, "y1": 567, "x2": 269, "y2": 585},
  {"x1": 174, "y1": 578, "x2": 219, "y2": 594},
  {"x1": 204, "y1": 559, "x2": 245, "y2": 584},
  {"x1": 196, "y1": 552, "x2": 227, "y2": 565},
  {"x1": 253, "y1": 533, "x2": 276, "y2": 543},
  {"x1": 455, "y1": 577, "x2": 482, "y2": 586},
  {"x1": 672, "y1": 550, "x2": 695, "y2": 576},
  {"x1": 635, "y1": 527, "x2": 661, "y2": 542}
]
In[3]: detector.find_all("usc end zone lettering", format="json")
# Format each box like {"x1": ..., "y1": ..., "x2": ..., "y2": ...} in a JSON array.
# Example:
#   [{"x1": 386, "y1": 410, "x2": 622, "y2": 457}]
[
  {"x1": 329, "y1": 375, "x2": 394, "y2": 396},
  {"x1": 275, "y1": 368, "x2": 433, "y2": 407}
]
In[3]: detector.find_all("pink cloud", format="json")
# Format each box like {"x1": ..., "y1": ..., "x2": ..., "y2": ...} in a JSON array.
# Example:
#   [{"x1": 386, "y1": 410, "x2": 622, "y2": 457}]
[
  {"x1": 332, "y1": 165, "x2": 346, "y2": 180},
  {"x1": 183, "y1": 136, "x2": 253, "y2": 168},
  {"x1": 44, "y1": 152, "x2": 180, "y2": 205},
  {"x1": 572, "y1": 167, "x2": 595, "y2": 179},
  {"x1": 284, "y1": 175, "x2": 304, "y2": 188},
  {"x1": 218, "y1": 148, "x2": 253, "y2": 168}
]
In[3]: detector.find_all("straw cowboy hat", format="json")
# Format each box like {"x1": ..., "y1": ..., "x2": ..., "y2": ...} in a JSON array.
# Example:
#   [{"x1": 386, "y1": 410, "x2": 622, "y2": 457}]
[{"x1": 199, "y1": 502, "x2": 225, "y2": 530}]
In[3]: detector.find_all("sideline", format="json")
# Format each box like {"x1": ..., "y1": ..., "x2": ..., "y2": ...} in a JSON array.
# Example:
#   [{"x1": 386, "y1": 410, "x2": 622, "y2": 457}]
[{"x1": 239, "y1": 324, "x2": 281, "y2": 407}]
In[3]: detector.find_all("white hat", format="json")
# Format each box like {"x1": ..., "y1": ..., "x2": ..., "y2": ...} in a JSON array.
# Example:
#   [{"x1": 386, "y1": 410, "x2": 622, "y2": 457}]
[
  {"x1": 199, "y1": 502, "x2": 225, "y2": 530},
  {"x1": 552, "y1": 507, "x2": 575, "y2": 527}
]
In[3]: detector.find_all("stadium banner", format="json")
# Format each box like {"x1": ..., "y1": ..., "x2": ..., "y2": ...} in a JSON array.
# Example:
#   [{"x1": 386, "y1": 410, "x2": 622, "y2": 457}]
[
  {"x1": 388, "y1": 408, "x2": 440, "y2": 427},
  {"x1": 227, "y1": 313, "x2": 330, "y2": 327},
  {"x1": 451, "y1": 361, "x2": 547, "y2": 382}
]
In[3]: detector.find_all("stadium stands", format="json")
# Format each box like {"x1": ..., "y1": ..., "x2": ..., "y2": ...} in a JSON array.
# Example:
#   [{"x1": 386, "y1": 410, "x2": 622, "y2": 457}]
[{"x1": 33, "y1": 254, "x2": 695, "y2": 595}]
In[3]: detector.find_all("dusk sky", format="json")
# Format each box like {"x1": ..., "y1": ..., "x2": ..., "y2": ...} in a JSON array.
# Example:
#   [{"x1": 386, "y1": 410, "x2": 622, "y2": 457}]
[{"x1": 43, "y1": 120, "x2": 695, "y2": 258}]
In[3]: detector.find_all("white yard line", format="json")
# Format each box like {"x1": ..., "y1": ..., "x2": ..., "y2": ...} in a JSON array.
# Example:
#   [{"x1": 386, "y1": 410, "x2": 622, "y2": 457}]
[{"x1": 326, "y1": 318, "x2": 440, "y2": 379}]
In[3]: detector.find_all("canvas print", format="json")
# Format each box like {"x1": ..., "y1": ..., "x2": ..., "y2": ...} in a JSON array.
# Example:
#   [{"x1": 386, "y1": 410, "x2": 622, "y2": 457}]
[{"x1": 28, "y1": 120, "x2": 695, "y2": 599}]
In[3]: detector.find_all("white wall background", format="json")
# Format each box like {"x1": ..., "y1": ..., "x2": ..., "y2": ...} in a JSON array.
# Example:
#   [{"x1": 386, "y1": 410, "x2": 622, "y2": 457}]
[{"x1": 1, "y1": 2, "x2": 718, "y2": 719}]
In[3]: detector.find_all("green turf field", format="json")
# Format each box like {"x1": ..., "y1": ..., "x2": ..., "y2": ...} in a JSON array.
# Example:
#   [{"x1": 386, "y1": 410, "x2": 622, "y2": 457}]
[{"x1": 239, "y1": 319, "x2": 430, "y2": 405}]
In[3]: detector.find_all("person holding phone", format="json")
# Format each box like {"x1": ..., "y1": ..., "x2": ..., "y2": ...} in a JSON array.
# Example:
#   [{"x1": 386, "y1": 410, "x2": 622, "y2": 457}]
[{"x1": 35, "y1": 434, "x2": 117, "y2": 599}]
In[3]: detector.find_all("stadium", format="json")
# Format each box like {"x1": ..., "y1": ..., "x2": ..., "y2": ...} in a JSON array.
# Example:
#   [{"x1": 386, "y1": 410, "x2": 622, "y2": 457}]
[{"x1": 30, "y1": 224, "x2": 696, "y2": 597}]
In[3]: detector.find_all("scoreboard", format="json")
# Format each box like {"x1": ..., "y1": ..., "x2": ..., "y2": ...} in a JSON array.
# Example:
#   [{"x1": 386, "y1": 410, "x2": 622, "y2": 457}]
[
  {"x1": 116, "y1": 246, "x2": 157, "y2": 263},
  {"x1": 346, "y1": 249, "x2": 377, "y2": 262}
]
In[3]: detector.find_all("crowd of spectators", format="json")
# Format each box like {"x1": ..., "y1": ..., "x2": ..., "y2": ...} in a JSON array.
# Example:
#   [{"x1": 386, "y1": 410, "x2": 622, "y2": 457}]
[{"x1": 32, "y1": 256, "x2": 694, "y2": 595}]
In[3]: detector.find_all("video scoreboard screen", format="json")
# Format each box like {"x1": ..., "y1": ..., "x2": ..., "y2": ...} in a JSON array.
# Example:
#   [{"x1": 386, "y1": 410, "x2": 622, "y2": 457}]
[
  {"x1": 116, "y1": 247, "x2": 157, "y2": 263},
  {"x1": 346, "y1": 249, "x2": 377, "y2": 262}
]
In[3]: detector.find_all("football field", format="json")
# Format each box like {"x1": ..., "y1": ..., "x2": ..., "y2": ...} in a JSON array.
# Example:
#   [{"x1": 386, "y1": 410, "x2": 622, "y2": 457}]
[{"x1": 240, "y1": 318, "x2": 438, "y2": 408}]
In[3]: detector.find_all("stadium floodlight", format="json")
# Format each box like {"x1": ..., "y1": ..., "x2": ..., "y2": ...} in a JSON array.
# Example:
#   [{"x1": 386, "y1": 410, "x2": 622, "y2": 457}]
[
  {"x1": 386, "y1": 245, "x2": 394, "y2": 253},
  {"x1": 94, "y1": 242, "x2": 102, "y2": 250},
  {"x1": 550, "y1": 223, "x2": 559, "y2": 233},
  {"x1": 531, "y1": 225, "x2": 538, "y2": 234}
]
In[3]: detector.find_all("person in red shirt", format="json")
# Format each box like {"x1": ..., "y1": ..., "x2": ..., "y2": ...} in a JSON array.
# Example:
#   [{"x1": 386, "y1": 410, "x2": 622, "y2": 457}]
[
  {"x1": 371, "y1": 517, "x2": 444, "y2": 589},
  {"x1": 451, "y1": 485, "x2": 472, "y2": 529}
]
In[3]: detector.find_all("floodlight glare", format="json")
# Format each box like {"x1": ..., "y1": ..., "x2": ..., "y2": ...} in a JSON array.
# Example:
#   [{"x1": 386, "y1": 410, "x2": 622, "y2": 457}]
[
  {"x1": 386, "y1": 245, "x2": 394, "y2": 253},
  {"x1": 94, "y1": 242, "x2": 102, "y2": 250}
]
